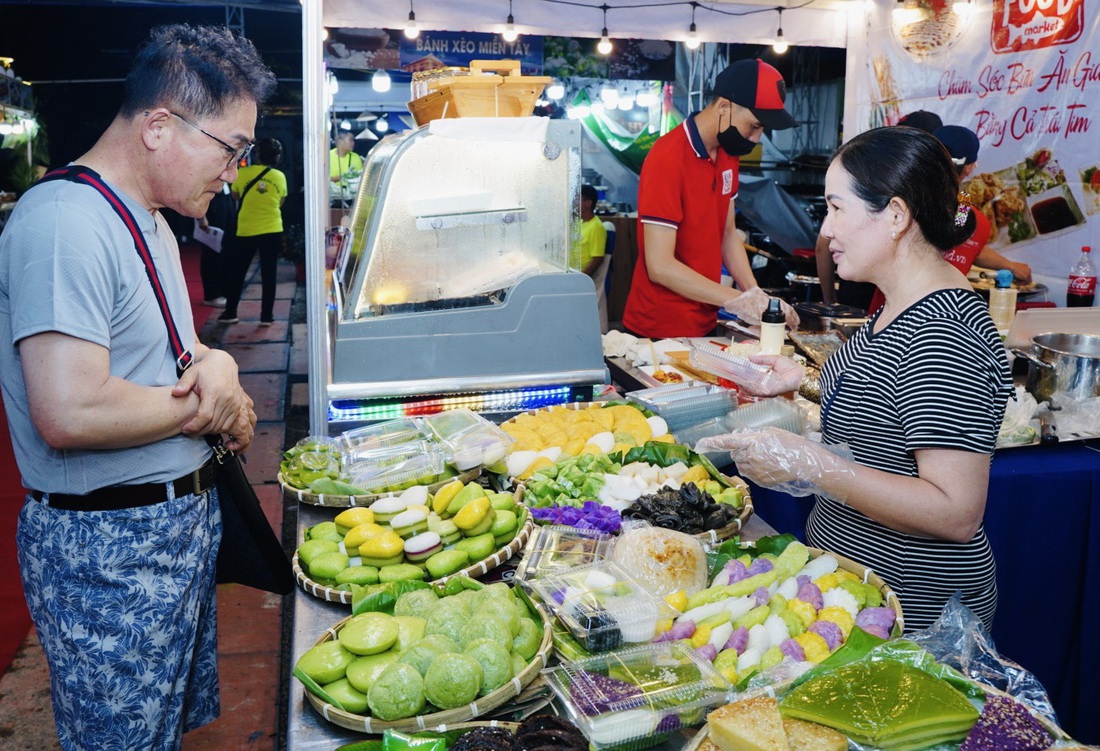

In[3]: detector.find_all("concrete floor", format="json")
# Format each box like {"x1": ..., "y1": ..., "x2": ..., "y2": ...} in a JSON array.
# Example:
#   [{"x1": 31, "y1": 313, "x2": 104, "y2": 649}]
[{"x1": 0, "y1": 254, "x2": 310, "y2": 750}]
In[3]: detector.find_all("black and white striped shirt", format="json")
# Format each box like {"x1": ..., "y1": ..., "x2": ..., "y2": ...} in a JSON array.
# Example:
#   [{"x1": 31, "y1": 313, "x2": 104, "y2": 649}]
[{"x1": 806, "y1": 288, "x2": 1012, "y2": 631}]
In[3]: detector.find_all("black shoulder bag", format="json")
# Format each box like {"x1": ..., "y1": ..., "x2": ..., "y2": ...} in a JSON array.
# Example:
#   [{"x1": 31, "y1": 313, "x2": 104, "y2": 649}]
[{"x1": 38, "y1": 166, "x2": 295, "y2": 595}]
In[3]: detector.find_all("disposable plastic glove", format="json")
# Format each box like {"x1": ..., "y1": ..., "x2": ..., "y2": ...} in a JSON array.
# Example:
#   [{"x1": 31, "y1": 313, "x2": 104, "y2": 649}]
[
  {"x1": 695, "y1": 427, "x2": 856, "y2": 502},
  {"x1": 723, "y1": 287, "x2": 801, "y2": 328}
]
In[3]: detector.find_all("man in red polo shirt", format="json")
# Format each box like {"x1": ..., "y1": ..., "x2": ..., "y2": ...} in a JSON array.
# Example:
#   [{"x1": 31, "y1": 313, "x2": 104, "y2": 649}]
[{"x1": 623, "y1": 58, "x2": 800, "y2": 339}]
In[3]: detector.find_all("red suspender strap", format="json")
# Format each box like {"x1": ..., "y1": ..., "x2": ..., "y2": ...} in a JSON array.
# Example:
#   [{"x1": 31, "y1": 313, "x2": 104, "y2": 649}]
[{"x1": 37, "y1": 166, "x2": 194, "y2": 376}]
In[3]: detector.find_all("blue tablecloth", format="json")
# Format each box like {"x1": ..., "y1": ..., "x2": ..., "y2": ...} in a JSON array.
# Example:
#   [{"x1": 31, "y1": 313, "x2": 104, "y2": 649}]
[{"x1": 747, "y1": 439, "x2": 1100, "y2": 744}]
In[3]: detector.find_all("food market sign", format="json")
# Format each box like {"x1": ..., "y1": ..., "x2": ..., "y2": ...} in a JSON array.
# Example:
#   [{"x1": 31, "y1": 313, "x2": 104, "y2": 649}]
[
  {"x1": 399, "y1": 31, "x2": 543, "y2": 74},
  {"x1": 847, "y1": 0, "x2": 1096, "y2": 279}
]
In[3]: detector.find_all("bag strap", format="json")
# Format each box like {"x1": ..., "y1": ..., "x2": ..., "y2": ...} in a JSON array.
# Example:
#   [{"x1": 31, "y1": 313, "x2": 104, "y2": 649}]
[
  {"x1": 238, "y1": 166, "x2": 271, "y2": 203},
  {"x1": 38, "y1": 165, "x2": 194, "y2": 376}
]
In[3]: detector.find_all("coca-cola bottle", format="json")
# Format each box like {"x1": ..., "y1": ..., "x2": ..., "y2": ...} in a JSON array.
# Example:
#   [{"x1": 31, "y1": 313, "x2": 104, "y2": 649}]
[{"x1": 1067, "y1": 245, "x2": 1096, "y2": 307}]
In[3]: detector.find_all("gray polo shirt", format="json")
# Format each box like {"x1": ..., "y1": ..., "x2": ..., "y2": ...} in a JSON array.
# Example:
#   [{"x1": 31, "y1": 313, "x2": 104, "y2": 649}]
[{"x1": 0, "y1": 174, "x2": 211, "y2": 493}]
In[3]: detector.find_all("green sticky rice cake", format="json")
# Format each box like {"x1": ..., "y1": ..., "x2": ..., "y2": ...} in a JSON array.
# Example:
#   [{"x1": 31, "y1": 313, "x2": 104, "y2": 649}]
[{"x1": 779, "y1": 660, "x2": 979, "y2": 751}]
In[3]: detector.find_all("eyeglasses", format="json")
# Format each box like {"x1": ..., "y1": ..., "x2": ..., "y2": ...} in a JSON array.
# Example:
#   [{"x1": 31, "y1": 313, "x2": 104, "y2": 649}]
[{"x1": 170, "y1": 111, "x2": 253, "y2": 170}]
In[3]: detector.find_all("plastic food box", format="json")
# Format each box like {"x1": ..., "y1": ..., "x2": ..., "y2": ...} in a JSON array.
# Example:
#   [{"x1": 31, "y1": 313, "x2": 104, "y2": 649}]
[
  {"x1": 343, "y1": 444, "x2": 447, "y2": 493},
  {"x1": 528, "y1": 561, "x2": 680, "y2": 653},
  {"x1": 337, "y1": 418, "x2": 425, "y2": 452},
  {"x1": 627, "y1": 383, "x2": 738, "y2": 433},
  {"x1": 420, "y1": 408, "x2": 515, "y2": 470},
  {"x1": 672, "y1": 417, "x2": 736, "y2": 469},
  {"x1": 543, "y1": 642, "x2": 734, "y2": 751},
  {"x1": 688, "y1": 341, "x2": 782, "y2": 394},
  {"x1": 514, "y1": 525, "x2": 615, "y2": 582}
]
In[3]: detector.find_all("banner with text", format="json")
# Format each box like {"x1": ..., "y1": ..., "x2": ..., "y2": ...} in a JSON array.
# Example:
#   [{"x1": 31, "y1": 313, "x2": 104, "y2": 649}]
[
  {"x1": 849, "y1": 0, "x2": 1099, "y2": 279},
  {"x1": 399, "y1": 31, "x2": 543, "y2": 74}
]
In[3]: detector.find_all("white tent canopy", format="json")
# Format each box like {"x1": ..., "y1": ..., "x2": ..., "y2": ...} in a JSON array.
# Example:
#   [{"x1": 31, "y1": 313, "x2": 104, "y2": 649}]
[{"x1": 323, "y1": 0, "x2": 854, "y2": 50}]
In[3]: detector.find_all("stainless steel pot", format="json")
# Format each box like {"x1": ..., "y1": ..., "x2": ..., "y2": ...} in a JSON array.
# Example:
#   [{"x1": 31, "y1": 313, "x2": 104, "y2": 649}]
[{"x1": 1011, "y1": 333, "x2": 1100, "y2": 402}]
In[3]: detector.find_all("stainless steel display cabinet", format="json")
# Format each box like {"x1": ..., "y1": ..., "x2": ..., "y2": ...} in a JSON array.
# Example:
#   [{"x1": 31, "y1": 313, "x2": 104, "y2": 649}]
[{"x1": 321, "y1": 118, "x2": 607, "y2": 427}]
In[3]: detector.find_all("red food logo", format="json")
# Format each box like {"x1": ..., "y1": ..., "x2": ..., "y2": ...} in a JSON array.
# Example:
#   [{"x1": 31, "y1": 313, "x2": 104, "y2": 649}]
[{"x1": 991, "y1": 0, "x2": 1084, "y2": 54}]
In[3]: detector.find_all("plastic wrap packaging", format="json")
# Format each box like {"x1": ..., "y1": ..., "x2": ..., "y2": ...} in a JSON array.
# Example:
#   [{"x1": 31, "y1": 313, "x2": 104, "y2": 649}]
[
  {"x1": 1049, "y1": 390, "x2": 1100, "y2": 438},
  {"x1": 905, "y1": 592, "x2": 1058, "y2": 728},
  {"x1": 997, "y1": 386, "x2": 1040, "y2": 446},
  {"x1": 695, "y1": 429, "x2": 855, "y2": 502},
  {"x1": 610, "y1": 521, "x2": 709, "y2": 597}
]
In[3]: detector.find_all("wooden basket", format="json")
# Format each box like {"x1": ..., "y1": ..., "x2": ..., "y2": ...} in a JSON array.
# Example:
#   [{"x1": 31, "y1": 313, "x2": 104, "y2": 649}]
[
  {"x1": 301, "y1": 596, "x2": 555, "y2": 733},
  {"x1": 279, "y1": 467, "x2": 480, "y2": 508},
  {"x1": 407, "y1": 60, "x2": 551, "y2": 126},
  {"x1": 294, "y1": 517, "x2": 537, "y2": 605}
]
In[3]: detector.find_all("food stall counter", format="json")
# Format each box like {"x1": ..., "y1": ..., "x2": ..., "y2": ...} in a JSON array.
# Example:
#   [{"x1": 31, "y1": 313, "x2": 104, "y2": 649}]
[{"x1": 285, "y1": 502, "x2": 784, "y2": 750}]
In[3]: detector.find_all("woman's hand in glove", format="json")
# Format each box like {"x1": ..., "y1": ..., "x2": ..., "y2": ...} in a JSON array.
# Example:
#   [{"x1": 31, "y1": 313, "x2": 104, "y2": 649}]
[
  {"x1": 695, "y1": 427, "x2": 855, "y2": 501},
  {"x1": 744, "y1": 355, "x2": 805, "y2": 395},
  {"x1": 722, "y1": 287, "x2": 800, "y2": 328}
]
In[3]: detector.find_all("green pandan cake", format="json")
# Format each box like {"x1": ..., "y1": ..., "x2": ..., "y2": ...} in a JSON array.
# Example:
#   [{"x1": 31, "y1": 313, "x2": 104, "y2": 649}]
[{"x1": 779, "y1": 660, "x2": 979, "y2": 751}]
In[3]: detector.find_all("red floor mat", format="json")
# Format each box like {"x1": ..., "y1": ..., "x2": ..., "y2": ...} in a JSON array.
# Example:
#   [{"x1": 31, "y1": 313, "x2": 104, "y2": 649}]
[{"x1": 0, "y1": 398, "x2": 31, "y2": 678}]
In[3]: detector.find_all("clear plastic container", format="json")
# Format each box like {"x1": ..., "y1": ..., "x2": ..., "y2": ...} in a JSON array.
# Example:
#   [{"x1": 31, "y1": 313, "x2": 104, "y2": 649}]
[
  {"x1": 544, "y1": 642, "x2": 734, "y2": 751},
  {"x1": 528, "y1": 561, "x2": 679, "y2": 653},
  {"x1": 725, "y1": 397, "x2": 805, "y2": 435},
  {"x1": 672, "y1": 417, "x2": 736, "y2": 469},
  {"x1": 336, "y1": 418, "x2": 425, "y2": 452},
  {"x1": 514, "y1": 525, "x2": 615, "y2": 582},
  {"x1": 421, "y1": 409, "x2": 515, "y2": 470},
  {"x1": 344, "y1": 445, "x2": 446, "y2": 493},
  {"x1": 627, "y1": 384, "x2": 738, "y2": 433},
  {"x1": 689, "y1": 341, "x2": 783, "y2": 395}
]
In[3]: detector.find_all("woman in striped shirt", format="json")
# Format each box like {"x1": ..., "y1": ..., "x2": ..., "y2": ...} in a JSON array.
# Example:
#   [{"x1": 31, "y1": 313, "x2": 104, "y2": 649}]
[{"x1": 701, "y1": 127, "x2": 1012, "y2": 630}]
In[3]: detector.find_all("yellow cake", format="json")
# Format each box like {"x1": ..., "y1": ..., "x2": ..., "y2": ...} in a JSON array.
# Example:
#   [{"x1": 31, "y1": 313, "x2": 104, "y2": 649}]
[
  {"x1": 707, "y1": 696, "x2": 790, "y2": 751},
  {"x1": 782, "y1": 718, "x2": 848, "y2": 751}
]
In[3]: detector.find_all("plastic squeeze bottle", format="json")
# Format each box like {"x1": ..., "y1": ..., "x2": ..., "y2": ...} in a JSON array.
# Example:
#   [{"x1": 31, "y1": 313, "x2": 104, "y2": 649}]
[
  {"x1": 758, "y1": 298, "x2": 786, "y2": 355},
  {"x1": 988, "y1": 269, "x2": 1017, "y2": 332}
]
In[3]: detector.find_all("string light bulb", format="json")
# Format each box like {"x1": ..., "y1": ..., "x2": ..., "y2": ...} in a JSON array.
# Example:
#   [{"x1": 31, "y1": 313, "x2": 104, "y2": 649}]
[
  {"x1": 502, "y1": 0, "x2": 519, "y2": 42},
  {"x1": 685, "y1": 3, "x2": 701, "y2": 51},
  {"x1": 371, "y1": 69, "x2": 391, "y2": 93},
  {"x1": 547, "y1": 82, "x2": 565, "y2": 100},
  {"x1": 597, "y1": 4, "x2": 613, "y2": 55},
  {"x1": 951, "y1": 0, "x2": 973, "y2": 18},
  {"x1": 375, "y1": 116, "x2": 390, "y2": 133},
  {"x1": 404, "y1": 2, "x2": 419, "y2": 40},
  {"x1": 600, "y1": 84, "x2": 619, "y2": 107},
  {"x1": 772, "y1": 8, "x2": 789, "y2": 54}
]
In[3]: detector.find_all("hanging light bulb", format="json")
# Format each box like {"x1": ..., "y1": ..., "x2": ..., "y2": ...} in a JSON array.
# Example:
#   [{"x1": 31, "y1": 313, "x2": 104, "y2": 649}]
[
  {"x1": 590, "y1": 102, "x2": 605, "y2": 116},
  {"x1": 11, "y1": 120, "x2": 23, "y2": 135},
  {"x1": 951, "y1": 0, "x2": 973, "y2": 18},
  {"x1": 772, "y1": 9, "x2": 789, "y2": 54},
  {"x1": 685, "y1": 3, "x2": 701, "y2": 51},
  {"x1": 322, "y1": 28, "x2": 329, "y2": 41},
  {"x1": 600, "y1": 84, "x2": 619, "y2": 107},
  {"x1": 547, "y1": 82, "x2": 565, "y2": 100},
  {"x1": 340, "y1": 119, "x2": 352, "y2": 131},
  {"x1": 372, "y1": 69, "x2": 392, "y2": 93},
  {"x1": 0, "y1": 121, "x2": 12, "y2": 136},
  {"x1": 502, "y1": 0, "x2": 519, "y2": 42},
  {"x1": 375, "y1": 116, "x2": 390, "y2": 133},
  {"x1": 636, "y1": 88, "x2": 655, "y2": 108},
  {"x1": 575, "y1": 103, "x2": 591, "y2": 118},
  {"x1": 618, "y1": 94, "x2": 635, "y2": 111},
  {"x1": 404, "y1": 2, "x2": 419, "y2": 40},
  {"x1": 892, "y1": 0, "x2": 925, "y2": 25},
  {"x1": 597, "y1": 29, "x2": 613, "y2": 55},
  {"x1": 597, "y1": 4, "x2": 613, "y2": 55}
]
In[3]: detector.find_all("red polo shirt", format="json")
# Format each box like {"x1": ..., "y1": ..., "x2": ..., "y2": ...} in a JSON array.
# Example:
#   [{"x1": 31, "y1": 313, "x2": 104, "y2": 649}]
[{"x1": 623, "y1": 114, "x2": 740, "y2": 338}]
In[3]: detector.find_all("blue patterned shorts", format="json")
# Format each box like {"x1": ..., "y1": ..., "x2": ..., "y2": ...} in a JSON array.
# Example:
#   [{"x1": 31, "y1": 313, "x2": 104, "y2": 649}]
[{"x1": 17, "y1": 486, "x2": 222, "y2": 751}]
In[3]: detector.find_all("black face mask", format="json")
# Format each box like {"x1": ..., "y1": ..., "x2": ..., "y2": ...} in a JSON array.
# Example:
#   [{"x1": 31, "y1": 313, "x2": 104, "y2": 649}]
[{"x1": 717, "y1": 110, "x2": 757, "y2": 157}]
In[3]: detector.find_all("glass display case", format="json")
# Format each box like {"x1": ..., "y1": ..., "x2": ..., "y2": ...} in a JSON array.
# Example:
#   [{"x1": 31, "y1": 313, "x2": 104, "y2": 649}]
[{"x1": 324, "y1": 117, "x2": 607, "y2": 425}]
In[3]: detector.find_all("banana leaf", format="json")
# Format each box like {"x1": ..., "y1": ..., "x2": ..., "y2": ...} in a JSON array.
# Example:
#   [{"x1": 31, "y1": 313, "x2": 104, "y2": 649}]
[
  {"x1": 293, "y1": 665, "x2": 347, "y2": 711},
  {"x1": 351, "y1": 580, "x2": 432, "y2": 616}
]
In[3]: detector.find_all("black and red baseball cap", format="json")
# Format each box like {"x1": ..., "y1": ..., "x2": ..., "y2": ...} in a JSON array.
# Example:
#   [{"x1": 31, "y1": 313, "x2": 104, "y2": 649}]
[{"x1": 714, "y1": 58, "x2": 798, "y2": 131}]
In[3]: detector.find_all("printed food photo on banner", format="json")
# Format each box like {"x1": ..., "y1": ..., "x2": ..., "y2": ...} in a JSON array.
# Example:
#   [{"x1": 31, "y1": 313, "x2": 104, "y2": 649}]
[{"x1": 846, "y1": 0, "x2": 1097, "y2": 297}]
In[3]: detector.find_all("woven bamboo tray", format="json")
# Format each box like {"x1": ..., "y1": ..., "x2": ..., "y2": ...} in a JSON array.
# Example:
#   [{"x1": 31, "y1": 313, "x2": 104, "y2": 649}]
[
  {"x1": 301, "y1": 596, "x2": 554, "y2": 734},
  {"x1": 807, "y1": 546, "x2": 905, "y2": 633},
  {"x1": 682, "y1": 679, "x2": 1072, "y2": 751},
  {"x1": 280, "y1": 467, "x2": 481, "y2": 508},
  {"x1": 294, "y1": 517, "x2": 537, "y2": 605}
]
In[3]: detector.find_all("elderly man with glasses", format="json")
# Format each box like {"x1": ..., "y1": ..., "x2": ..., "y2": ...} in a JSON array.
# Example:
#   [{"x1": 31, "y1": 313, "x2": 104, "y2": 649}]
[{"x1": 0, "y1": 24, "x2": 275, "y2": 751}]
